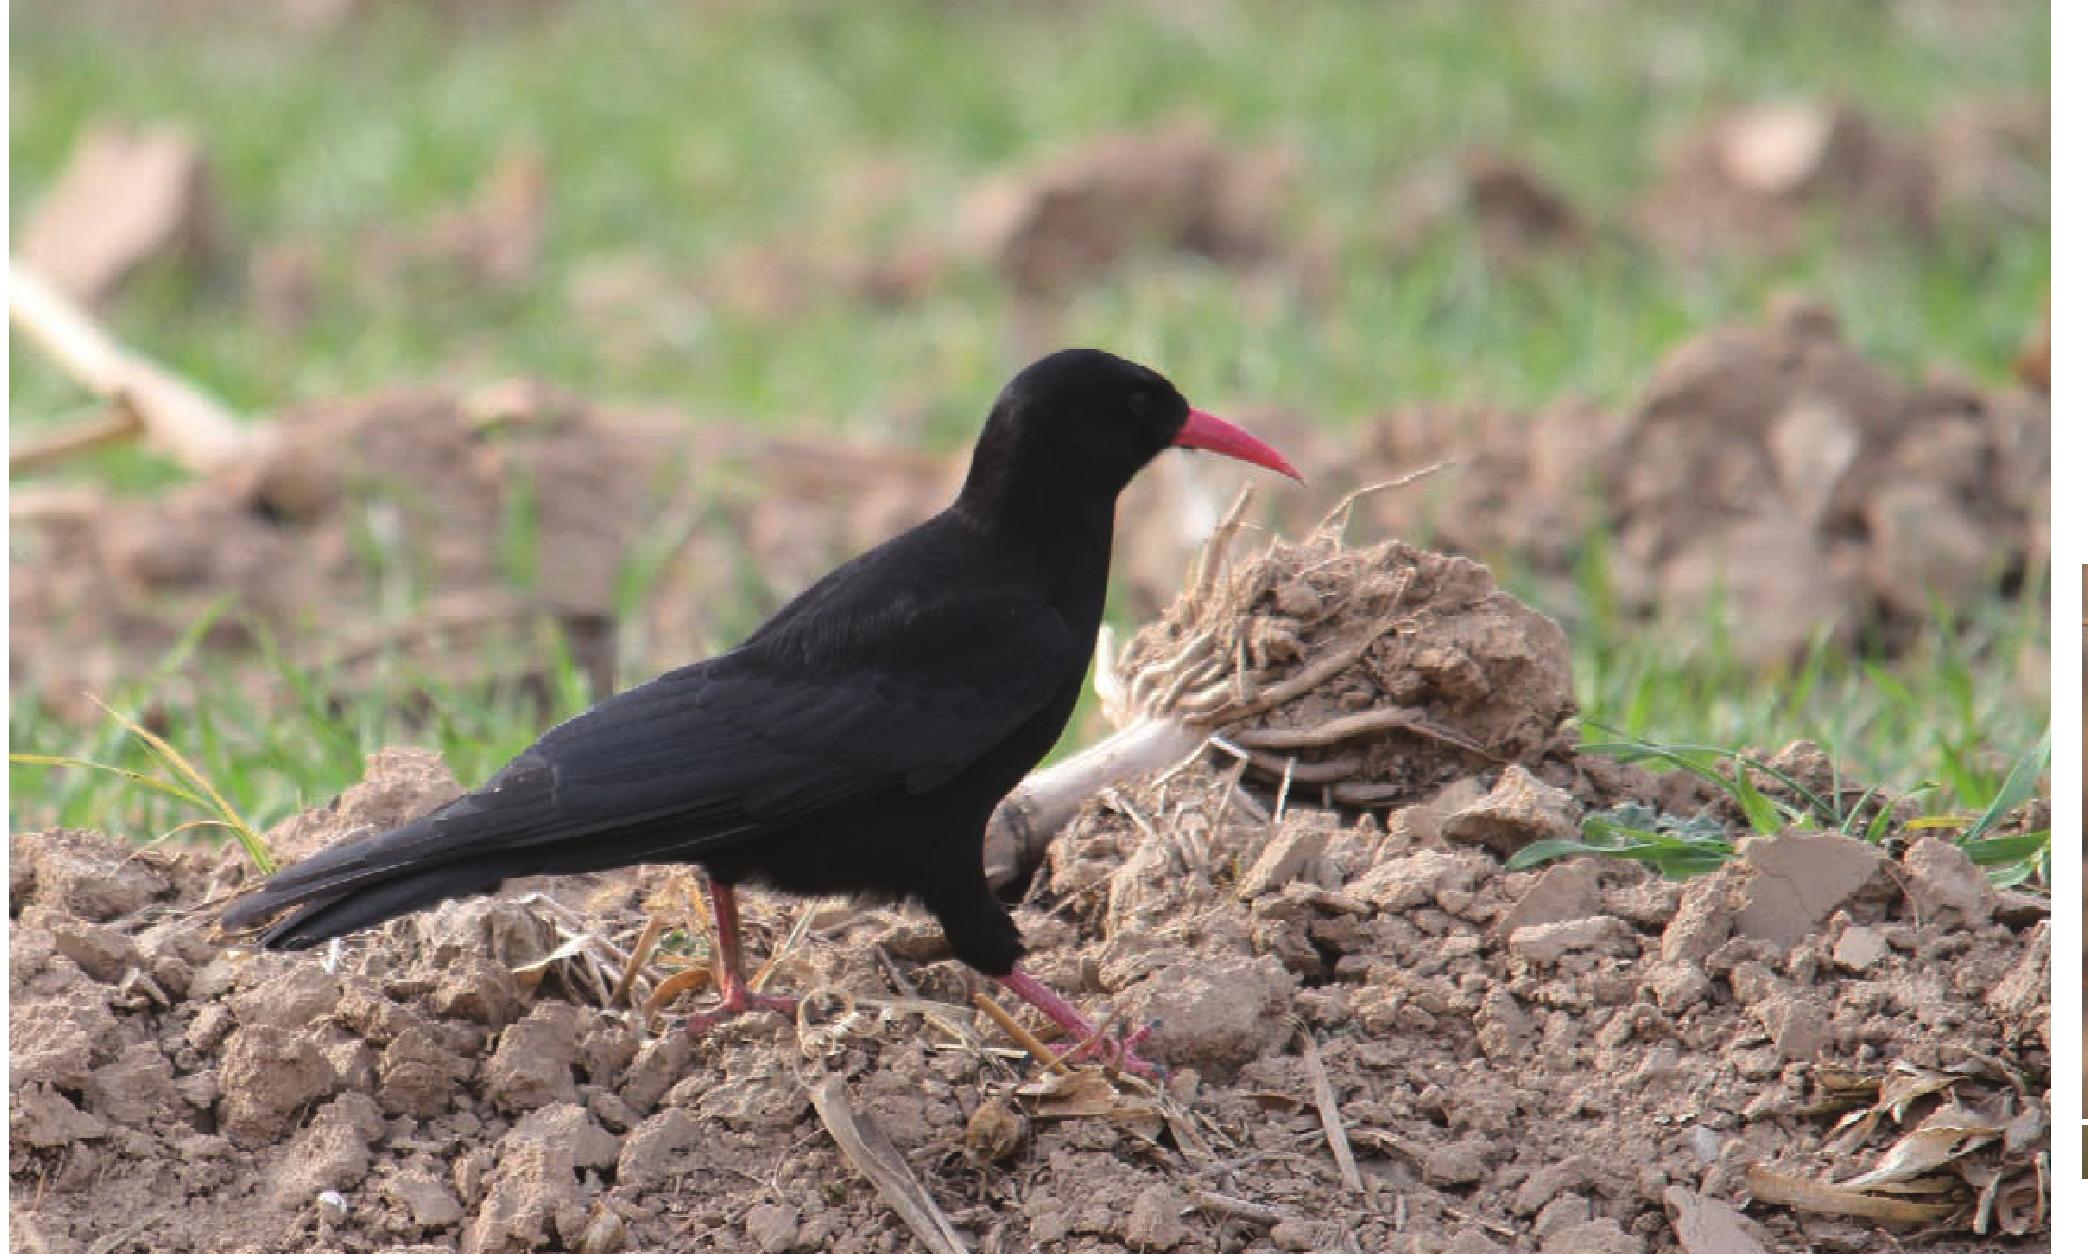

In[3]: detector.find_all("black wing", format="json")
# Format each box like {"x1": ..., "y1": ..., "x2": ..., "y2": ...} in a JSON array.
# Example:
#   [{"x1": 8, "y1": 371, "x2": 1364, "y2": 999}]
[
  {"x1": 224, "y1": 529, "x2": 1080, "y2": 934},
  {"x1": 535, "y1": 572, "x2": 1079, "y2": 831}
]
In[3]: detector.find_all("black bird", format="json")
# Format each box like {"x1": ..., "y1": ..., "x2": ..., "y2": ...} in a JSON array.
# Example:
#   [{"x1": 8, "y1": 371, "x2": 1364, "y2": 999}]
[{"x1": 221, "y1": 349, "x2": 1298, "y2": 1075}]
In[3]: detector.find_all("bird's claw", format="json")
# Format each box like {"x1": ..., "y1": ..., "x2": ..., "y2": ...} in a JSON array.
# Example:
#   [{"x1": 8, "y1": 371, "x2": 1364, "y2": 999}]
[
  {"x1": 680, "y1": 987, "x2": 799, "y2": 1036},
  {"x1": 1055, "y1": 1018, "x2": 1166, "y2": 1082}
]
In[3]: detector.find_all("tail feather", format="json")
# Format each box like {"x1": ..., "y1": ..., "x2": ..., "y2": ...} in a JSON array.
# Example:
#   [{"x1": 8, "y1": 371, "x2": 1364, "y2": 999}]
[
  {"x1": 221, "y1": 753, "x2": 757, "y2": 950},
  {"x1": 220, "y1": 785, "x2": 556, "y2": 946},
  {"x1": 252, "y1": 855, "x2": 528, "y2": 950}
]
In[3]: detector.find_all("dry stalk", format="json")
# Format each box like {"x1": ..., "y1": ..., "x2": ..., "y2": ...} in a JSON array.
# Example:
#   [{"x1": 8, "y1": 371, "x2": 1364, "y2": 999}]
[
  {"x1": 611, "y1": 915, "x2": 667, "y2": 1008},
  {"x1": 303, "y1": 590, "x2": 540, "y2": 672},
  {"x1": 982, "y1": 717, "x2": 1205, "y2": 890},
  {"x1": 639, "y1": 966, "x2": 713, "y2": 1023},
  {"x1": 750, "y1": 902, "x2": 819, "y2": 993},
  {"x1": 1294, "y1": 1018, "x2": 1365, "y2": 1195},
  {"x1": 809, "y1": 1074, "x2": 969, "y2": 1254},
  {"x1": 9, "y1": 483, "x2": 106, "y2": 524},
  {"x1": 9, "y1": 402, "x2": 144, "y2": 474},
  {"x1": 973, "y1": 991, "x2": 1071, "y2": 1075},
  {"x1": 1193, "y1": 1191, "x2": 1290, "y2": 1225}
]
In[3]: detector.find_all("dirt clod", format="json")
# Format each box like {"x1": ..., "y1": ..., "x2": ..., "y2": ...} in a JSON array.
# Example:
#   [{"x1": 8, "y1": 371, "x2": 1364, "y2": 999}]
[
  {"x1": 1606, "y1": 300, "x2": 2046, "y2": 664},
  {"x1": 959, "y1": 118, "x2": 1292, "y2": 294},
  {"x1": 1442, "y1": 763, "x2": 1582, "y2": 855},
  {"x1": 1118, "y1": 524, "x2": 1578, "y2": 808},
  {"x1": 1635, "y1": 101, "x2": 1935, "y2": 259},
  {"x1": 1732, "y1": 832, "x2": 1890, "y2": 949},
  {"x1": 1386, "y1": 151, "x2": 1588, "y2": 263},
  {"x1": 1901, "y1": 836, "x2": 1996, "y2": 928}
]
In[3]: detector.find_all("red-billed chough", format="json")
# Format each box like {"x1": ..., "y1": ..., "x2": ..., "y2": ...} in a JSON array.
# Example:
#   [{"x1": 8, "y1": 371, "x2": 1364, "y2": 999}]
[{"x1": 220, "y1": 348, "x2": 1298, "y2": 1076}]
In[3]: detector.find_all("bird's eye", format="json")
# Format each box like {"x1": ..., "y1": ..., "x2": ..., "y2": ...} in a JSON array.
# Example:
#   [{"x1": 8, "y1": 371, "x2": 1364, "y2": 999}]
[{"x1": 1127, "y1": 390, "x2": 1156, "y2": 419}]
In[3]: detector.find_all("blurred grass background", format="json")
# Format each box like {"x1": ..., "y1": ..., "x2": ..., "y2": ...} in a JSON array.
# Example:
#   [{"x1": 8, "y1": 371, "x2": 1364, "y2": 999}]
[{"x1": 8, "y1": 0, "x2": 2050, "y2": 847}]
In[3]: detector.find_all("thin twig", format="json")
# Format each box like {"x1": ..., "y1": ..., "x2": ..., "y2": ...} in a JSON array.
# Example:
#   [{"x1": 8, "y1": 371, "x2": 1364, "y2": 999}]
[
  {"x1": 1294, "y1": 1019, "x2": 1364, "y2": 1195},
  {"x1": 750, "y1": 902, "x2": 818, "y2": 993},
  {"x1": 874, "y1": 945, "x2": 920, "y2": 999},
  {"x1": 1232, "y1": 706, "x2": 1492, "y2": 759},
  {"x1": 1200, "y1": 612, "x2": 1402, "y2": 724},
  {"x1": 1310, "y1": 461, "x2": 1456, "y2": 540},
  {"x1": 1190, "y1": 486, "x2": 1256, "y2": 603},
  {"x1": 9, "y1": 402, "x2": 143, "y2": 474},
  {"x1": 973, "y1": 991, "x2": 1071, "y2": 1075},
  {"x1": 1193, "y1": 1192, "x2": 1290, "y2": 1225},
  {"x1": 612, "y1": 914, "x2": 667, "y2": 1007},
  {"x1": 304, "y1": 591, "x2": 539, "y2": 671}
]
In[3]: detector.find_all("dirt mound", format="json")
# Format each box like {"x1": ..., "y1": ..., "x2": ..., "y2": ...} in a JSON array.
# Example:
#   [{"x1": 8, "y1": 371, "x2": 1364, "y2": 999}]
[
  {"x1": 1633, "y1": 96, "x2": 2047, "y2": 260},
  {"x1": 1383, "y1": 152, "x2": 1590, "y2": 265},
  {"x1": 957, "y1": 118, "x2": 1294, "y2": 295},
  {"x1": 1114, "y1": 516, "x2": 1579, "y2": 809},
  {"x1": 1634, "y1": 101, "x2": 1936, "y2": 259},
  {"x1": 1604, "y1": 296, "x2": 2047, "y2": 664},
  {"x1": 12, "y1": 283, "x2": 2045, "y2": 718},
  {"x1": 9, "y1": 734, "x2": 2047, "y2": 1252},
  {"x1": 10, "y1": 386, "x2": 952, "y2": 721}
]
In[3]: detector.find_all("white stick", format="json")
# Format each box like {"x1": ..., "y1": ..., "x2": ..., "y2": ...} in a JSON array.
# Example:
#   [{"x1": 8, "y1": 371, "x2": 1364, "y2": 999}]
[
  {"x1": 9, "y1": 262, "x2": 268, "y2": 474},
  {"x1": 982, "y1": 716, "x2": 1206, "y2": 889}
]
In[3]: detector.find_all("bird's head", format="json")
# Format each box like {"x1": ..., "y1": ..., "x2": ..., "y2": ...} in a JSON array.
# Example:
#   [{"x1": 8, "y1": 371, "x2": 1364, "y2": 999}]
[{"x1": 958, "y1": 349, "x2": 1299, "y2": 525}]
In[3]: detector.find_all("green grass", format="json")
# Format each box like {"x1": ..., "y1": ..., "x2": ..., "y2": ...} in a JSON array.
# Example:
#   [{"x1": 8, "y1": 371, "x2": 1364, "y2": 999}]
[{"x1": 8, "y1": 1, "x2": 2050, "y2": 879}]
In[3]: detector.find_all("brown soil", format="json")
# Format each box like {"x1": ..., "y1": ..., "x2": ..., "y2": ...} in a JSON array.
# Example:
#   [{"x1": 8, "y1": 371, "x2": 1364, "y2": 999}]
[
  {"x1": 10, "y1": 617, "x2": 2048, "y2": 1254},
  {"x1": 1382, "y1": 153, "x2": 1589, "y2": 265},
  {"x1": 1634, "y1": 101, "x2": 1938, "y2": 261},
  {"x1": 1601, "y1": 296, "x2": 2047, "y2": 664},
  {"x1": 956, "y1": 117, "x2": 1295, "y2": 297},
  {"x1": 1633, "y1": 94, "x2": 2048, "y2": 262}
]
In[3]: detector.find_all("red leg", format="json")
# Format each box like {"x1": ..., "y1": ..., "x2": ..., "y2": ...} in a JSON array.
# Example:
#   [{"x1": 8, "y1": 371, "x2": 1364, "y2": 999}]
[
  {"x1": 683, "y1": 879, "x2": 798, "y2": 1034},
  {"x1": 997, "y1": 968, "x2": 1163, "y2": 1080}
]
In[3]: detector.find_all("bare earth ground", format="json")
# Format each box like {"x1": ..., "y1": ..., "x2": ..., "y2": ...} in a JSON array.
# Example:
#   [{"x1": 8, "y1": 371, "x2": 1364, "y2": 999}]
[
  {"x1": 9, "y1": 538, "x2": 2049, "y2": 1253},
  {"x1": 6, "y1": 760, "x2": 2049, "y2": 1253}
]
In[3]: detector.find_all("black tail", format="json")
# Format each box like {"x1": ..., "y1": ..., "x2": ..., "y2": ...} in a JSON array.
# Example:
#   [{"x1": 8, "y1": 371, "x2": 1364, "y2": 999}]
[
  {"x1": 219, "y1": 796, "x2": 547, "y2": 950},
  {"x1": 225, "y1": 851, "x2": 537, "y2": 949},
  {"x1": 220, "y1": 748, "x2": 747, "y2": 950}
]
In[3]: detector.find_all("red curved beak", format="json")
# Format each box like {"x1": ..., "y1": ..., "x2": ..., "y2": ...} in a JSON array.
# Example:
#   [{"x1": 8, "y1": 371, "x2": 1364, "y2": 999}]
[{"x1": 1172, "y1": 408, "x2": 1303, "y2": 482}]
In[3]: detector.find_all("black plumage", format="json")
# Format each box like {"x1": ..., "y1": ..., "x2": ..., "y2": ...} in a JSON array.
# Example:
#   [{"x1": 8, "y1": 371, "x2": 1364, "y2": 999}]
[{"x1": 222, "y1": 348, "x2": 1297, "y2": 1073}]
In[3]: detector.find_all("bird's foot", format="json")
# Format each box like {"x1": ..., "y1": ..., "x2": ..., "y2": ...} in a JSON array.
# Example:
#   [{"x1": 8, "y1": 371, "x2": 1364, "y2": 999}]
[
  {"x1": 1052, "y1": 1018, "x2": 1166, "y2": 1082},
  {"x1": 680, "y1": 982, "x2": 799, "y2": 1035},
  {"x1": 997, "y1": 969, "x2": 1167, "y2": 1082}
]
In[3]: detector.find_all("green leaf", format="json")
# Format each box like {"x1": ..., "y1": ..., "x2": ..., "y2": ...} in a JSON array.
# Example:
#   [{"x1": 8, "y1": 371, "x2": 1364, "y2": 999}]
[
  {"x1": 1505, "y1": 839, "x2": 1606, "y2": 871},
  {"x1": 1959, "y1": 830, "x2": 2050, "y2": 868},
  {"x1": 1961, "y1": 735, "x2": 2048, "y2": 842},
  {"x1": 1730, "y1": 761, "x2": 1785, "y2": 835},
  {"x1": 9, "y1": 753, "x2": 212, "y2": 810}
]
